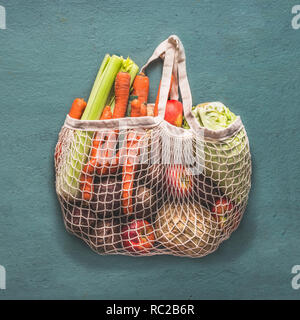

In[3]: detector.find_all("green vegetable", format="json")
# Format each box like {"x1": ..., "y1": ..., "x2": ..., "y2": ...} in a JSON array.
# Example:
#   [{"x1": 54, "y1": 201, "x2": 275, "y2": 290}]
[
  {"x1": 81, "y1": 55, "x2": 123, "y2": 120},
  {"x1": 190, "y1": 102, "x2": 250, "y2": 204},
  {"x1": 182, "y1": 106, "x2": 197, "y2": 129},
  {"x1": 60, "y1": 55, "x2": 139, "y2": 199},
  {"x1": 83, "y1": 53, "x2": 110, "y2": 117},
  {"x1": 62, "y1": 129, "x2": 92, "y2": 198},
  {"x1": 196, "y1": 102, "x2": 236, "y2": 129}
]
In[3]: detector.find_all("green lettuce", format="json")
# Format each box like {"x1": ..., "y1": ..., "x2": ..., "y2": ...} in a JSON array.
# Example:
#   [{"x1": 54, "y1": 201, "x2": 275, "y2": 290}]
[{"x1": 193, "y1": 102, "x2": 251, "y2": 205}]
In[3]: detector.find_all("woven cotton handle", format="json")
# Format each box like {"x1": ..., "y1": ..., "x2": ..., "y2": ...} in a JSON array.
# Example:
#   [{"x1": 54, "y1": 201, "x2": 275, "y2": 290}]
[{"x1": 141, "y1": 35, "x2": 199, "y2": 132}]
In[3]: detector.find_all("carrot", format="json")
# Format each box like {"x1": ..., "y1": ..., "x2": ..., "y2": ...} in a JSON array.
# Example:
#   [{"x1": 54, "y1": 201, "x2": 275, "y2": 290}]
[
  {"x1": 81, "y1": 104, "x2": 112, "y2": 180},
  {"x1": 132, "y1": 72, "x2": 149, "y2": 105},
  {"x1": 96, "y1": 131, "x2": 119, "y2": 175},
  {"x1": 80, "y1": 165, "x2": 94, "y2": 201},
  {"x1": 130, "y1": 99, "x2": 141, "y2": 117},
  {"x1": 122, "y1": 133, "x2": 141, "y2": 214},
  {"x1": 154, "y1": 75, "x2": 174, "y2": 116},
  {"x1": 79, "y1": 132, "x2": 119, "y2": 201},
  {"x1": 68, "y1": 98, "x2": 87, "y2": 119},
  {"x1": 140, "y1": 103, "x2": 148, "y2": 117},
  {"x1": 96, "y1": 150, "x2": 120, "y2": 176},
  {"x1": 100, "y1": 105, "x2": 112, "y2": 120},
  {"x1": 80, "y1": 72, "x2": 129, "y2": 200},
  {"x1": 79, "y1": 131, "x2": 106, "y2": 200},
  {"x1": 112, "y1": 72, "x2": 131, "y2": 119}
]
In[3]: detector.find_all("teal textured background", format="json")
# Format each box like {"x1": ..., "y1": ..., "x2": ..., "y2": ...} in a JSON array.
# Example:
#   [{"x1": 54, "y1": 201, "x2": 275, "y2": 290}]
[{"x1": 0, "y1": 0, "x2": 299, "y2": 300}]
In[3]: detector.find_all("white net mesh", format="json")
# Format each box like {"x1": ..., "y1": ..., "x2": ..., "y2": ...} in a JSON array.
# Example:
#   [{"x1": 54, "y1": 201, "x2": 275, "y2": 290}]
[{"x1": 55, "y1": 117, "x2": 251, "y2": 257}]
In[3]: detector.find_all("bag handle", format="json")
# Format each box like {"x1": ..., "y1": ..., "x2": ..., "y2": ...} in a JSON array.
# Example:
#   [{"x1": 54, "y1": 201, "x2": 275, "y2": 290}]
[{"x1": 141, "y1": 35, "x2": 200, "y2": 132}]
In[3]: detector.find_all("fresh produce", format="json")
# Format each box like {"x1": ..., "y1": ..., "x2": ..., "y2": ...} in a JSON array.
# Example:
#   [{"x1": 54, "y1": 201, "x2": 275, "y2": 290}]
[
  {"x1": 68, "y1": 98, "x2": 87, "y2": 119},
  {"x1": 140, "y1": 103, "x2": 148, "y2": 117},
  {"x1": 100, "y1": 105, "x2": 113, "y2": 120},
  {"x1": 165, "y1": 165, "x2": 193, "y2": 198},
  {"x1": 61, "y1": 55, "x2": 139, "y2": 199},
  {"x1": 82, "y1": 53, "x2": 110, "y2": 119},
  {"x1": 56, "y1": 42, "x2": 250, "y2": 259},
  {"x1": 90, "y1": 178, "x2": 122, "y2": 217},
  {"x1": 80, "y1": 169, "x2": 94, "y2": 201},
  {"x1": 82, "y1": 56, "x2": 123, "y2": 120},
  {"x1": 211, "y1": 197, "x2": 234, "y2": 229},
  {"x1": 55, "y1": 98, "x2": 87, "y2": 165},
  {"x1": 155, "y1": 203, "x2": 220, "y2": 256},
  {"x1": 79, "y1": 69, "x2": 133, "y2": 202},
  {"x1": 95, "y1": 132, "x2": 119, "y2": 176},
  {"x1": 190, "y1": 102, "x2": 250, "y2": 204},
  {"x1": 121, "y1": 219, "x2": 155, "y2": 253},
  {"x1": 164, "y1": 100, "x2": 183, "y2": 127},
  {"x1": 195, "y1": 102, "x2": 236, "y2": 129},
  {"x1": 130, "y1": 98, "x2": 141, "y2": 117},
  {"x1": 112, "y1": 72, "x2": 131, "y2": 119},
  {"x1": 90, "y1": 219, "x2": 121, "y2": 253},
  {"x1": 108, "y1": 58, "x2": 139, "y2": 114},
  {"x1": 132, "y1": 72, "x2": 149, "y2": 105},
  {"x1": 121, "y1": 132, "x2": 141, "y2": 214},
  {"x1": 80, "y1": 132, "x2": 119, "y2": 202}
]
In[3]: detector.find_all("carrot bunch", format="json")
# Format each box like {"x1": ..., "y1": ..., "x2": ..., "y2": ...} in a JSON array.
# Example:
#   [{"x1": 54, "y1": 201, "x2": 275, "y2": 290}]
[
  {"x1": 80, "y1": 71, "x2": 131, "y2": 201},
  {"x1": 75, "y1": 62, "x2": 151, "y2": 207},
  {"x1": 63, "y1": 54, "x2": 139, "y2": 199}
]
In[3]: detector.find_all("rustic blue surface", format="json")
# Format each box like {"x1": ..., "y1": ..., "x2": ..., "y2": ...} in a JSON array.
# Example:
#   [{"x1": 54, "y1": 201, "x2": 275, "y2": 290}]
[{"x1": 0, "y1": 0, "x2": 299, "y2": 300}]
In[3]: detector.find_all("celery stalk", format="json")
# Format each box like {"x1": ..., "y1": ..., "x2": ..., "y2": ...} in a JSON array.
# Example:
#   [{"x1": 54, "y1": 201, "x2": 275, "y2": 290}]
[
  {"x1": 81, "y1": 55, "x2": 123, "y2": 120},
  {"x1": 64, "y1": 130, "x2": 92, "y2": 197},
  {"x1": 84, "y1": 54, "x2": 110, "y2": 117}
]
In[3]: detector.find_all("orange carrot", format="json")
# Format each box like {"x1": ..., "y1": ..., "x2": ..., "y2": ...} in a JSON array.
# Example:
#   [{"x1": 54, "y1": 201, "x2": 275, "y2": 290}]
[
  {"x1": 79, "y1": 131, "x2": 106, "y2": 200},
  {"x1": 130, "y1": 99, "x2": 141, "y2": 117},
  {"x1": 112, "y1": 72, "x2": 131, "y2": 119},
  {"x1": 132, "y1": 72, "x2": 149, "y2": 105},
  {"x1": 154, "y1": 75, "x2": 174, "y2": 116},
  {"x1": 96, "y1": 131, "x2": 119, "y2": 175},
  {"x1": 96, "y1": 150, "x2": 120, "y2": 176},
  {"x1": 81, "y1": 105, "x2": 112, "y2": 182},
  {"x1": 140, "y1": 103, "x2": 147, "y2": 117},
  {"x1": 90, "y1": 134, "x2": 103, "y2": 159},
  {"x1": 69, "y1": 98, "x2": 87, "y2": 119},
  {"x1": 80, "y1": 165, "x2": 94, "y2": 201},
  {"x1": 122, "y1": 133, "x2": 141, "y2": 214},
  {"x1": 80, "y1": 73, "x2": 129, "y2": 200},
  {"x1": 100, "y1": 105, "x2": 112, "y2": 120}
]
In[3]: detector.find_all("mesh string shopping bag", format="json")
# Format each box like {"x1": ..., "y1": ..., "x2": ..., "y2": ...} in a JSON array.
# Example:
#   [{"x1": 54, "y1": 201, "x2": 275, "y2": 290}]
[{"x1": 54, "y1": 35, "x2": 251, "y2": 257}]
